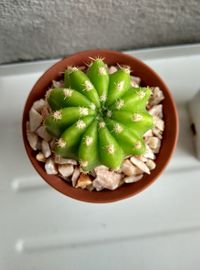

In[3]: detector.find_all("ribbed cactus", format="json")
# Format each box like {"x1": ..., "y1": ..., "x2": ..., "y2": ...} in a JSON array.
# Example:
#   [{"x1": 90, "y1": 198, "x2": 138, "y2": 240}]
[{"x1": 45, "y1": 58, "x2": 153, "y2": 171}]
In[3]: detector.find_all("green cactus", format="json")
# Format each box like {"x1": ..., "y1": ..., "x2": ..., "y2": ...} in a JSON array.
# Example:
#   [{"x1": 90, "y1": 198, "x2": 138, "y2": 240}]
[{"x1": 45, "y1": 58, "x2": 154, "y2": 171}]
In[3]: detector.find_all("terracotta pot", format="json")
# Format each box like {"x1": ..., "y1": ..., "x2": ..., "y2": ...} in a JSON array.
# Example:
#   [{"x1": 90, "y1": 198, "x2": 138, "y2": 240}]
[{"x1": 22, "y1": 49, "x2": 178, "y2": 203}]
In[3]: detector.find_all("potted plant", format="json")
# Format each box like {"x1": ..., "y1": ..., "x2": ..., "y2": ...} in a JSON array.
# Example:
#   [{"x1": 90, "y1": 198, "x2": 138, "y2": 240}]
[{"x1": 22, "y1": 49, "x2": 178, "y2": 203}]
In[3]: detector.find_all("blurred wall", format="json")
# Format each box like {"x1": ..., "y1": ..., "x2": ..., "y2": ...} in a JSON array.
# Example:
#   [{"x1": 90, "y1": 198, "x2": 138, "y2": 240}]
[{"x1": 1, "y1": 0, "x2": 200, "y2": 64}]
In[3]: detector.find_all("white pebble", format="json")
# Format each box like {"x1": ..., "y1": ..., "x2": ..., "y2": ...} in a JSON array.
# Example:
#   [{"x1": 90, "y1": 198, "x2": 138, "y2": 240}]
[
  {"x1": 41, "y1": 140, "x2": 51, "y2": 158},
  {"x1": 45, "y1": 158, "x2": 58, "y2": 175},
  {"x1": 149, "y1": 104, "x2": 163, "y2": 118},
  {"x1": 58, "y1": 164, "x2": 74, "y2": 178},
  {"x1": 93, "y1": 167, "x2": 122, "y2": 191},
  {"x1": 143, "y1": 129, "x2": 153, "y2": 138},
  {"x1": 121, "y1": 159, "x2": 142, "y2": 176},
  {"x1": 32, "y1": 99, "x2": 46, "y2": 113},
  {"x1": 27, "y1": 132, "x2": 38, "y2": 150},
  {"x1": 94, "y1": 165, "x2": 109, "y2": 174},
  {"x1": 124, "y1": 174, "x2": 143, "y2": 183},
  {"x1": 29, "y1": 108, "x2": 43, "y2": 132},
  {"x1": 153, "y1": 116, "x2": 165, "y2": 131},
  {"x1": 109, "y1": 66, "x2": 118, "y2": 74},
  {"x1": 52, "y1": 80, "x2": 64, "y2": 88},
  {"x1": 50, "y1": 139, "x2": 56, "y2": 149},
  {"x1": 152, "y1": 127, "x2": 163, "y2": 139},
  {"x1": 147, "y1": 136, "x2": 161, "y2": 153},
  {"x1": 146, "y1": 159, "x2": 156, "y2": 170},
  {"x1": 131, "y1": 75, "x2": 141, "y2": 85},
  {"x1": 36, "y1": 126, "x2": 52, "y2": 142},
  {"x1": 71, "y1": 167, "x2": 81, "y2": 187},
  {"x1": 26, "y1": 122, "x2": 38, "y2": 150},
  {"x1": 36, "y1": 152, "x2": 46, "y2": 162},
  {"x1": 41, "y1": 105, "x2": 50, "y2": 119},
  {"x1": 54, "y1": 155, "x2": 77, "y2": 165},
  {"x1": 143, "y1": 144, "x2": 155, "y2": 160},
  {"x1": 149, "y1": 87, "x2": 164, "y2": 106},
  {"x1": 130, "y1": 156, "x2": 150, "y2": 174}
]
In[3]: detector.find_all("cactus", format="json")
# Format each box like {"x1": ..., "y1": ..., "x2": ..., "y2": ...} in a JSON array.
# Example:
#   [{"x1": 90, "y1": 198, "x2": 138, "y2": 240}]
[{"x1": 45, "y1": 58, "x2": 154, "y2": 171}]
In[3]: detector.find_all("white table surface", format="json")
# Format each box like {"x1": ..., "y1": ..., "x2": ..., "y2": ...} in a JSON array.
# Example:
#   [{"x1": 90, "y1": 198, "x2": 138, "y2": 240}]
[{"x1": 1, "y1": 44, "x2": 200, "y2": 270}]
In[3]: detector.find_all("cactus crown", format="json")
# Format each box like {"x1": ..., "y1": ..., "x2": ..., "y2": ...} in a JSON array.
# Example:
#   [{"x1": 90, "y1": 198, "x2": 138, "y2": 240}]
[{"x1": 45, "y1": 58, "x2": 153, "y2": 171}]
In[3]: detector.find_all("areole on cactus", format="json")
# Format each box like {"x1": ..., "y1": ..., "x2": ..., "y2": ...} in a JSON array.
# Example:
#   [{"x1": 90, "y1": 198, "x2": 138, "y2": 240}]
[{"x1": 44, "y1": 58, "x2": 154, "y2": 172}]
